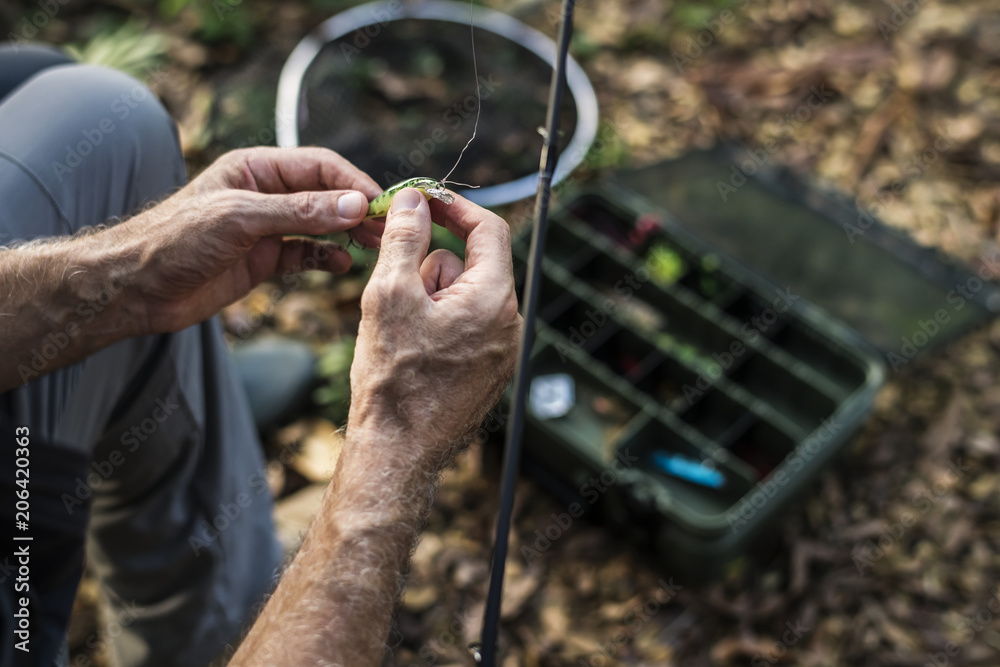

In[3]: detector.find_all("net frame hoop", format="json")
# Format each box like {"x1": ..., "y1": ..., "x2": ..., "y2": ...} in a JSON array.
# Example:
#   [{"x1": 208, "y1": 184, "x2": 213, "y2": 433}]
[{"x1": 276, "y1": 0, "x2": 600, "y2": 207}]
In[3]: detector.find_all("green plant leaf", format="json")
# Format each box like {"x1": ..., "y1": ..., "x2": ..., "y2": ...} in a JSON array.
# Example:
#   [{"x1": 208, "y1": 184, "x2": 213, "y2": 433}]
[{"x1": 65, "y1": 20, "x2": 168, "y2": 79}]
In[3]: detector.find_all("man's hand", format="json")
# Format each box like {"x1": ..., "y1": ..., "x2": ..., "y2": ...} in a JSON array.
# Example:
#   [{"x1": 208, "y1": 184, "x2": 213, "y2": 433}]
[
  {"x1": 232, "y1": 189, "x2": 520, "y2": 666},
  {"x1": 349, "y1": 187, "x2": 521, "y2": 468},
  {"x1": 0, "y1": 146, "x2": 381, "y2": 392},
  {"x1": 114, "y1": 146, "x2": 382, "y2": 335}
]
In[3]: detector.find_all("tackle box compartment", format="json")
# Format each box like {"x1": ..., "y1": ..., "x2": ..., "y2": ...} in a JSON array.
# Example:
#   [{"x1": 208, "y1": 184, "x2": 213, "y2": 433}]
[{"x1": 509, "y1": 149, "x2": 999, "y2": 578}]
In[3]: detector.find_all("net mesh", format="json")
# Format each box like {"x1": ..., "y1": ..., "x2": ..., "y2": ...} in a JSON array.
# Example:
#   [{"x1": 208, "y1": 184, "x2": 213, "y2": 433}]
[{"x1": 296, "y1": 18, "x2": 578, "y2": 193}]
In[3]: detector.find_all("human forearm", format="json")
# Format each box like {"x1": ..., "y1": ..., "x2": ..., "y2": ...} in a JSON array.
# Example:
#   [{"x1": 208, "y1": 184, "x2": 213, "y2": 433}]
[
  {"x1": 231, "y1": 422, "x2": 444, "y2": 666},
  {"x1": 0, "y1": 147, "x2": 381, "y2": 393},
  {"x1": 0, "y1": 229, "x2": 145, "y2": 392},
  {"x1": 232, "y1": 190, "x2": 519, "y2": 665}
]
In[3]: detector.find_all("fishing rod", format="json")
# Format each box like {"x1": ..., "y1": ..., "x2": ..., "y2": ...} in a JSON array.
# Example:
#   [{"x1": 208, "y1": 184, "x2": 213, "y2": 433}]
[{"x1": 476, "y1": 0, "x2": 577, "y2": 663}]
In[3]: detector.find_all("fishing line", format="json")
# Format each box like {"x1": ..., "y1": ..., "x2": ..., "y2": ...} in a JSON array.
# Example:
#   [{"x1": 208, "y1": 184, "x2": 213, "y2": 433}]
[{"x1": 441, "y1": 0, "x2": 481, "y2": 189}]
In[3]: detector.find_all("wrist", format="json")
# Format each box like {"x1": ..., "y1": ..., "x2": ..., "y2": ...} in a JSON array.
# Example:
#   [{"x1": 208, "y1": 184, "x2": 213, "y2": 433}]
[
  {"x1": 0, "y1": 228, "x2": 147, "y2": 392},
  {"x1": 343, "y1": 415, "x2": 438, "y2": 473},
  {"x1": 68, "y1": 227, "x2": 148, "y2": 343}
]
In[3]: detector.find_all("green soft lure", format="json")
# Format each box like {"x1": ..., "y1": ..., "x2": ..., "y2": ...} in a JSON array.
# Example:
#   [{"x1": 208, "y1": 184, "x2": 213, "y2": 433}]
[{"x1": 364, "y1": 177, "x2": 455, "y2": 220}]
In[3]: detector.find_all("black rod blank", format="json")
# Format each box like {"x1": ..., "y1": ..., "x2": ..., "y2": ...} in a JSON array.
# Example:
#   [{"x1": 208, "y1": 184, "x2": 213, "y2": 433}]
[{"x1": 477, "y1": 0, "x2": 577, "y2": 663}]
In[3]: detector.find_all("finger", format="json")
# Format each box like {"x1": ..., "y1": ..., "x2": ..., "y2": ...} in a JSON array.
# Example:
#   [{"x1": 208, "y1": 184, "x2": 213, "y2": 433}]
[
  {"x1": 349, "y1": 218, "x2": 385, "y2": 249},
  {"x1": 238, "y1": 189, "x2": 370, "y2": 238},
  {"x1": 427, "y1": 194, "x2": 512, "y2": 283},
  {"x1": 428, "y1": 194, "x2": 504, "y2": 242},
  {"x1": 227, "y1": 147, "x2": 382, "y2": 198},
  {"x1": 349, "y1": 226, "x2": 383, "y2": 250},
  {"x1": 419, "y1": 249, "x2": 465, "y2": 296},
  {"x1": 372, "y1": 188, "x2": 432, "y2": 278}
]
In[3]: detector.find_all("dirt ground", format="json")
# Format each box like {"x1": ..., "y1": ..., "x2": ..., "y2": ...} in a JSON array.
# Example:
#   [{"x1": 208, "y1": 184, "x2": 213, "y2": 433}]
[{"x1": 5, "y1": 0, "x2": 1000, "y2": 664}]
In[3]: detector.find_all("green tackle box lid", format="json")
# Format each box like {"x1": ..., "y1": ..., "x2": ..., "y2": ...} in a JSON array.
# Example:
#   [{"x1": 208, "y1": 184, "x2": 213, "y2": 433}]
[{"x1": 611, "y1": 148, "x2": 1000, "y2": 368}]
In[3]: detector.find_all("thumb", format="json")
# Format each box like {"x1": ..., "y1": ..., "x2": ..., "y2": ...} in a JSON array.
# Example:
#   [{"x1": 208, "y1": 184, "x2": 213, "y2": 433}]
[
  {"x1": 240, "y1": 189, "x2": 369, "y2": 237},
  {"x1": 373, "y1": 188, "x2": 432, "y2": 278}
]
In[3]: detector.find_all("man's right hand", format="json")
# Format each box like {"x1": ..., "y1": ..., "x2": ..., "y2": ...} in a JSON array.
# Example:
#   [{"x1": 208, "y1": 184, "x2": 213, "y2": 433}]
[
  {"x1": 348, "y1": 187, "x2": 521, "y2": 472},
  {"x1": 233, "y1": 187, "x2": 520, "y2": 666}
]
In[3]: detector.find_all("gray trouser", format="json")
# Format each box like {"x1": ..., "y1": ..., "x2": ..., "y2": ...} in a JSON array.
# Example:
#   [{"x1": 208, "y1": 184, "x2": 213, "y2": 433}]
[{"x1": 0, "y1": 53, "x2": 281, "y2": 665}]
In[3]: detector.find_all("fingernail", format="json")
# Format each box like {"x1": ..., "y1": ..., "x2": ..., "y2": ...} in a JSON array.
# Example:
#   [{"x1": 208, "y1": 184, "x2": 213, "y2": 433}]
[
  {"x1": 337, "y1": 191, "x2": 367, "y2": 219},
  {"x1": 392, "y1": 188, "x2": 423, "y2": 211}
]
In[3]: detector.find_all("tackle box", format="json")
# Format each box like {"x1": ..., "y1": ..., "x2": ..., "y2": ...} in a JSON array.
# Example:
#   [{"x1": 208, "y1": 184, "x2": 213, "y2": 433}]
[{"x1": 509, "y1": 148, "x2": 1000, "y2": 578}]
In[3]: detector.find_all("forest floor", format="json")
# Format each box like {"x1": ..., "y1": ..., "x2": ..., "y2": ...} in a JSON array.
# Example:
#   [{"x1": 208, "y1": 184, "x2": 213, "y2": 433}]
[{"x1": 4, "y1": 0, "x2": 1000, "y2": 664}]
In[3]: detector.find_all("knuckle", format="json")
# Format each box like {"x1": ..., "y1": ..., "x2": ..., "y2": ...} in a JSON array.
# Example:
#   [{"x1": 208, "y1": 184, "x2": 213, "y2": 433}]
[
  {"x1": 501, "y1": 290, "x2": 520, "y2": 323},
  {"x1": 359, "y1": 285, "x2": 381, "y2": 314},
  {"x1": 244, "y1": 146, "x2": 272, "y2": 160},
  {"x1": 294, "y1": 191, "x2": 323, "y2": 227},
  {"x1": 379, "y1": 278, "x2": 414, "y2": 305},
  {"x1": 210, "y1": 190, "x2": 246, "y2": 221},
  {"x1": 361, "y1": 274, "x2": 412, "y2": 314},
  {"x1": 489, "y1": 213, "x2": 512, "y2": 244},
  {"x1": 383, "y1": 218, "x2": 424, "y2": 246},
  {"x1": 360, "y1": 289, "x2": 410, "y2": 331},
  {"x1": 222, "y1": 147, "x2": 257, "y2": 168}
]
